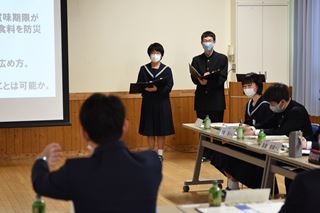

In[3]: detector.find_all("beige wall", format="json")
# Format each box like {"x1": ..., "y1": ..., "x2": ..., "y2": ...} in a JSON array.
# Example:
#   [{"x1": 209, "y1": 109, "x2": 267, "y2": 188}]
[{"x1": 67, "y1": 0, "x2": 231, "y2": 92}]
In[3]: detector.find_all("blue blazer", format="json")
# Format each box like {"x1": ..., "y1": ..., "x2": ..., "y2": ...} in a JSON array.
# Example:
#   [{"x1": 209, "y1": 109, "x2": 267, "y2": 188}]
[{"x1": 32, "y1": 141, "x2": 162, "y2": 213}]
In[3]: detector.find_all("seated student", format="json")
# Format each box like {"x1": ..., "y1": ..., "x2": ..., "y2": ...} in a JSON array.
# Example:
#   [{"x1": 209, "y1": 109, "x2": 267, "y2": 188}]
[
  {"x1": 258, "y1": 83, "x2": 313, "y2": 138},
  {"x1": 246, "y1": 83, "x2": 313, "y2": 139},
  {"x1": 279, "y1": 169, "x2": 320, "y2": 213},
  {"x1": 242, "y1": 73, "x2": 274, "y2": 129},
  {"x1": 246, "y1": 83, "x2": 313, "y2": 193},
  {"x1": 31, "y1": 94, "x2": 162, "y2": 213},
  {"x1": 215, "y1": 73, "x2": 276, "y2": 190}
]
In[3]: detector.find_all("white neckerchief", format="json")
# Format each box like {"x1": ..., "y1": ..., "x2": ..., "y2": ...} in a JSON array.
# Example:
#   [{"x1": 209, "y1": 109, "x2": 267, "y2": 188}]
[
  {"x1": 144, "y1": 64, "x2": 168, "y2": 79},
  {"x1": 247, "y1": 99, "x2": 269, "y2": 117}
]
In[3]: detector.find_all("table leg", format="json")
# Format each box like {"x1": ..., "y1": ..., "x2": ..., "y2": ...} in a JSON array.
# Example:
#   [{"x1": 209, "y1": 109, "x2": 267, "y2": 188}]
[{"x1": 183, "y1": 134, "x2": 222, "y2": 192}]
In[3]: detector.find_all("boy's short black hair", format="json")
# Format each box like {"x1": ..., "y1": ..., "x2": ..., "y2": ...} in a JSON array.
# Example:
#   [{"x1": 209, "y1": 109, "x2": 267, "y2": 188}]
[
  {"x1": 147, "y1": 42, "x2": 164, "y2": 57},
  {"x1": 263, "y1": 83, "x2": 290, "y2": 103},
  {"x1": 241, "y1": 72, "x2": 263, "y2": 95},
  {"x1": 201, "y1": 31, "x2": 216, "y2": 42},
  {"x1": 80, "y1": 93, "x2": 125, "y2": 144}
]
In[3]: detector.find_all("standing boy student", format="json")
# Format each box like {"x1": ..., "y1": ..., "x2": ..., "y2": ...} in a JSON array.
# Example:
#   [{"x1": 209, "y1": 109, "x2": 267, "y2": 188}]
[{"x1": 191, "y1": 31, "x2": 228, "y2": 160}]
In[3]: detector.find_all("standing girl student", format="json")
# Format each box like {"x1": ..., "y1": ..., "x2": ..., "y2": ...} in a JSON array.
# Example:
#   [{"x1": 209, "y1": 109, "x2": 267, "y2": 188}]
[{"x1": 137, "y1": 43, "x2": 175, "y2": 160}]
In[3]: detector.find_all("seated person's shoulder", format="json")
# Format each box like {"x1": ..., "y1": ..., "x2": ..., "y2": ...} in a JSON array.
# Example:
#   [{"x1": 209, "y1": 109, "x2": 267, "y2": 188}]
[
  {"x1": 64, "y1": 157, "x2": 91, "y2": 169},
  {"x1": 289, "y1": 102, "x2": 308, "y2": 115},
  {"x1": 133, "y1": 150, "x2": 161, "y2": 166},
  {"x1": 298, "y1": 169, "x2": 320, "y2": 181},
  {"x1": 135, "y1": 150, "x2": 159, "y2": 159}
]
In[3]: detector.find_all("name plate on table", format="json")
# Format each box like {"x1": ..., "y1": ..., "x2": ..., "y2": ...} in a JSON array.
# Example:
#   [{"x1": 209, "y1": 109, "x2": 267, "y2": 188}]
[
  {"x1": 225, "y1": 188, "x2": 270, "y2": 205},
  {"x1": 219, "y1": 126, "x2": 236, "y2": 137},
  {"x1": 260, "y1": 140, "x2": 283, "y2": 153}
]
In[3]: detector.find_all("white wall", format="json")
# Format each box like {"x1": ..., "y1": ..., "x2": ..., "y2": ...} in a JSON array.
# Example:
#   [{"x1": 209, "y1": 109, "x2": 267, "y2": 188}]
[{"x1": 67, "y1": 0, "x2": 231, "y2": 92}]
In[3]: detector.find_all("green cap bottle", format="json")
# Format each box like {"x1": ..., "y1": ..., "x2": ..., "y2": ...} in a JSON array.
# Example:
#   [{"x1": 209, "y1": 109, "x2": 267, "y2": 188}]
[
  {"x1": 237, "y1": 120, "x2": 244, "y2": 140},
  {"x1": 32, "y1": 194, "x2": 45, "y2": 213},
  {"x1": 208, "y1": 180, "x2": 222, "y2": 207},
  {"x1": 203, "y1": 115, "x2": 211, "y2": 130},
  {"x1": 257, "y1": 129, "x2": 266, "y2": 144}
]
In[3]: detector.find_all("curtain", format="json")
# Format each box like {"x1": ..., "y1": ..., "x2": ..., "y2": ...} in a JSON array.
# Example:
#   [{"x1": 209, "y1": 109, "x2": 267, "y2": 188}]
[{"x1": 293, "y1": 0, "x2": 320, "y2": 116}]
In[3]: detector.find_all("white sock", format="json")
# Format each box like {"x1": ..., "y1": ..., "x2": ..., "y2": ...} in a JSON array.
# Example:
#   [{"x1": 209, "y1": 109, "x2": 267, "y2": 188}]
[
  {"x1": 158, "y1": 149, "x2": 163, "y2": 156},
  {"x1": 227, "y1": 179, "x2": 240, "y2": 190}
]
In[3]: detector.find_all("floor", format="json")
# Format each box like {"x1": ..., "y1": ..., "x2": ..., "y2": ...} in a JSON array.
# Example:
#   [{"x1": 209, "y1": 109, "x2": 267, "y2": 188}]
[{"x1": 0, "y1": 151, "x2": 286, "y2": 213}]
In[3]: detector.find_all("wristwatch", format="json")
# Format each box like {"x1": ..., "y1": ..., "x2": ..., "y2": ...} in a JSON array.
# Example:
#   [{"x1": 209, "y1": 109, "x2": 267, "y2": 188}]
[{"x1": 36, "y1": 156, "x2": 47, "y2": 162}]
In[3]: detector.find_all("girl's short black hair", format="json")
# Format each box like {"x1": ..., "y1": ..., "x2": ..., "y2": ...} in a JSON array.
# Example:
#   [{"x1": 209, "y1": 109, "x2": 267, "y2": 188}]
[
  {"x1": 147, "y1": 42, "x2": 164, "y2": 57},
  {"x1": 241, "y1": 72, "x2": 263, "y2": 95}
]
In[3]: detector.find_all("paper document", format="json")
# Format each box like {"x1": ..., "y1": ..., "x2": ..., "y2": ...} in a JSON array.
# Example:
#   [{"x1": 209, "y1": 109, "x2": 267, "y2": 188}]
[
  {"x1": 129, "y1": 77, "x2": 168, "y2": 94},
  {"x1": 189, "y1": 63, "x2": 221, "y2": 80},
  {"x1": 196, "y1": 201, "x2": 283, "y2": 213}
]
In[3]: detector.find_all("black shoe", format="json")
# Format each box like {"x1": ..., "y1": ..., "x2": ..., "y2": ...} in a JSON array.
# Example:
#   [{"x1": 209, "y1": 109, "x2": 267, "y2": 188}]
[{"x1": 158, "y1": 155, "x2": 163, "y2": 162}]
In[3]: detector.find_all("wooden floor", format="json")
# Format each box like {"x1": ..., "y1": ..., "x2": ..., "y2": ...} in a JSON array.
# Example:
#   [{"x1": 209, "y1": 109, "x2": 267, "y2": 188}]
[{"x1": 0, "y1": 151, "x2": 286, "y2": 213}]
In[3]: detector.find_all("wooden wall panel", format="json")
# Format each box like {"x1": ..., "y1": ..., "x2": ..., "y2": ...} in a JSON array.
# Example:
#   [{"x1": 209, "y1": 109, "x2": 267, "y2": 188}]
[
  {"x1": 229, "y1": 82, "x2": 250, "y2": 123},
  {"x1": 0, "y1": 87, "x2": 317, "y2": 159},
  {"x1": 310, "y1": 116, "x2": 320, "y2": 124},
  {"x1": 1, "y1": 89, "x2": 230, "y2": 158},
  {"x1": 0, "y1": 87, "x2": 320, "y2": 158}
]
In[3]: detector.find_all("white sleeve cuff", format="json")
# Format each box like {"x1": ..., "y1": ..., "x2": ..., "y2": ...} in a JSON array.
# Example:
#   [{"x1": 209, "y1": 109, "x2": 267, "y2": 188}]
[
  {"x1": 306, "y1": 141, "x2": 312, "y2": 150},
  {"x1": 254, "y1": 129, "x2": 260, "y2": 136}
]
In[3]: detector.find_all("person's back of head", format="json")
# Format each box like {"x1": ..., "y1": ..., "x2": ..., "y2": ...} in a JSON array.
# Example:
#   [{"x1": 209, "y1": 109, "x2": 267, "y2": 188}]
[
  {"x1": 263, "y1": 83, "x2": 290, "y2": 103},
  {"x1": 79, "y1": 93, "x2": 125, "y2": 145}
]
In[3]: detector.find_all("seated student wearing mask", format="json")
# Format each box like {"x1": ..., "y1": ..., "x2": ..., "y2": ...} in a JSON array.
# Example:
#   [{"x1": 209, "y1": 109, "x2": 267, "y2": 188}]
[
  {"x1": 31, "y1": 94, "x2": 162, "y2": 213},
  {"x1": 245, "y1": 83, "x2": 313, "y2": 193},
  {"x1": 212, "y1": 73, "x2": 276, "y2": 190}
]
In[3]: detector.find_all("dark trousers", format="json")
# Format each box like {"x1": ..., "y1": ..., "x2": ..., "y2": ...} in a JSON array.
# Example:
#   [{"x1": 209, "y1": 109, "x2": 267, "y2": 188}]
[
  {"x1": 196, "y1": 110, "x2": 224, "y2": 159},
  {"x1": 196, "y1": 111, "x2": 224, "y2": 122}
]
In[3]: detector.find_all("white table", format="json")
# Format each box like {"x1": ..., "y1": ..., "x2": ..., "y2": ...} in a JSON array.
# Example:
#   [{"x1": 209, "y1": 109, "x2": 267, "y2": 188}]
[{"x1": 182, "y1": 123, "x2": 320, "y2": 191}]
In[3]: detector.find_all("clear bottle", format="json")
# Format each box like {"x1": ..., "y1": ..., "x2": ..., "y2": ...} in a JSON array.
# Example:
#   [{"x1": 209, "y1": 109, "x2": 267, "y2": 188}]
[
  {"x1": 208, "y1": 180, "x2": 222, "y2": 207},
  {"x1": 203, "y1": 115, "x2": 211, "y2": 130},
  {"x1": 32, "y1": 194, "x2": 45, "y2": 213},
  {"x1": 237, "y1": 120, "x2": 244, "y2": 140},
  {"x1": 257, "y1": 129, "x2": 266, "y2": 144}
]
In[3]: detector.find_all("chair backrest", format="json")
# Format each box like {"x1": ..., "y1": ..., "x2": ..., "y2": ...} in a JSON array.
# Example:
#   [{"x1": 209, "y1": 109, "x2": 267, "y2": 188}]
[{"x1": 311, "y1": 123, "x2": 320, "y2": 135}]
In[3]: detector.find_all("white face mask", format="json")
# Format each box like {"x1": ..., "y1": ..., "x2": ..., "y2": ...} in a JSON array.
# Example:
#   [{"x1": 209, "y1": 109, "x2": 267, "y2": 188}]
[
  {"x1": 243, "y1": 88, "x2": 256, "y2": 97},
  {"x1": 270, "y1": 103, "x2": 285, "y2": 113},
  {"x1": 150, "y1": 54, "x2": 161, "y2": 63}
]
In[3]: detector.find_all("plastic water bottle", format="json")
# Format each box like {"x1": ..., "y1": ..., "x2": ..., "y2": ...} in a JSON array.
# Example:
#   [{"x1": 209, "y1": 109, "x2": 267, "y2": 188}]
[
  {"x1": 32, "y1": 194, "x2": 45, "y2": 213},
  {"x1": 257, "y1": 129, "x2": 266, "y2": 144},
  {"x1": 208, "y1": 180, "x2": 222, "y2": 207},
  {"x1": 203, "y1": 115, "x2": 211, "y2": 129},
  {"x1": 237, "y1": 120, "x2": 244, "y2": 140}
]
